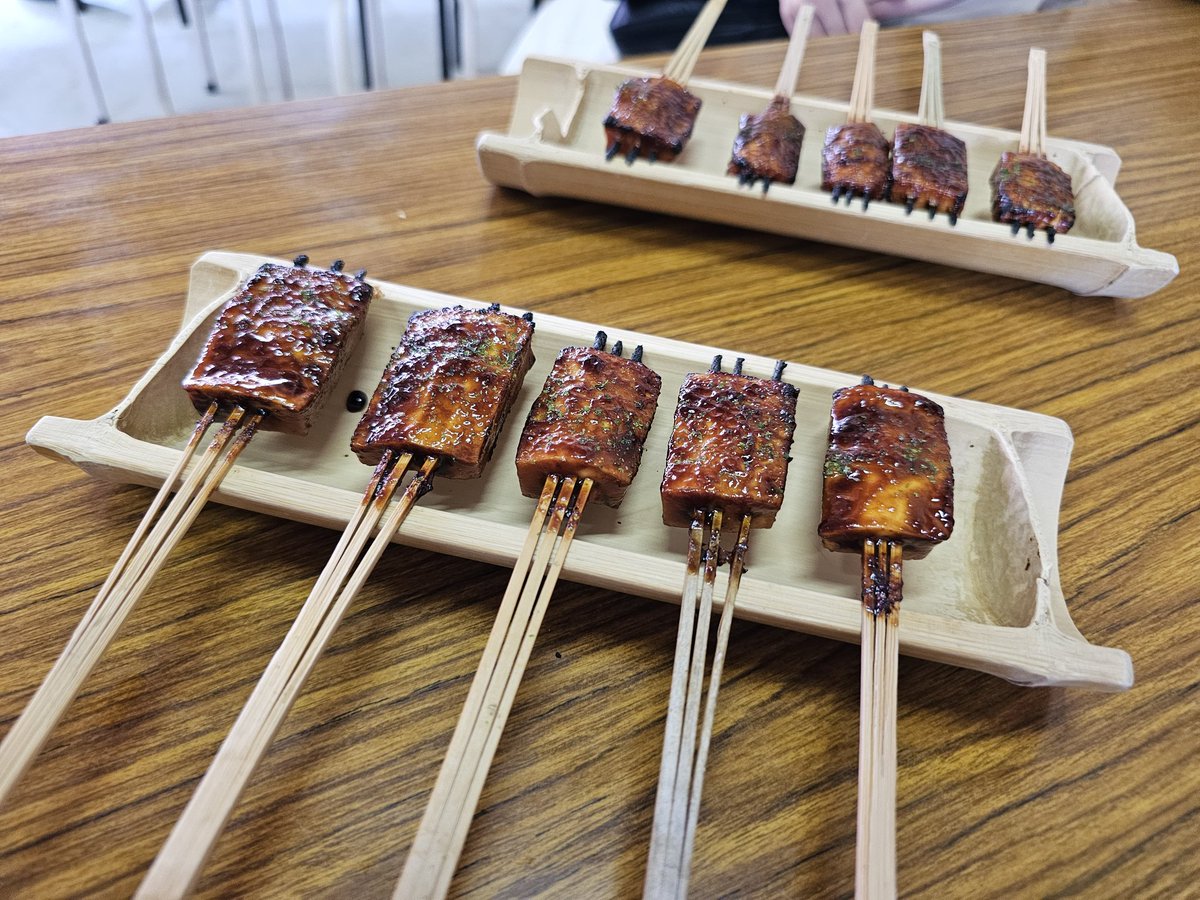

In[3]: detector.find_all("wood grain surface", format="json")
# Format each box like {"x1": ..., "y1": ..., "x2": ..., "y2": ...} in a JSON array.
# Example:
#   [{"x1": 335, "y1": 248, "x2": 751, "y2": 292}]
[{"x1": 1, "y1": 1, "x2": 1196, "y2": 896}]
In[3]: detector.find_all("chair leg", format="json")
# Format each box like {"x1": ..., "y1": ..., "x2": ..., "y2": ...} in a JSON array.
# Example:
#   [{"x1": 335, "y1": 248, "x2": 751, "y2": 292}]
[
  {"x1": 131, "y1": 0, "x2": 175, "y2": 115},
  {"x1": 56, "y1": 0, "x2": 111, "y2": 124},
  {"x1": 265, "y1": 0, "x2": 294, "y2": 100},
  {"x1": 182, "y1": 0, "x2": 220, "y2": 92},
  {"x1": 233, "y1": 0, "x2": 268, "y2": 103}
]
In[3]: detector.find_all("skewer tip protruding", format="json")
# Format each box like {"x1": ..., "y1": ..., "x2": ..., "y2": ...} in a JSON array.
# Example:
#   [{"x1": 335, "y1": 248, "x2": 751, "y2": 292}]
[
  {"x1": 733, "y1": 356, "x2": 745, "y2": 375},
  {"x1": 522, "y1": 311, "x2": 535, "y2": 325},
  {"x1": 632, "y1": 345, "x2": 644, "y2": 363},
  {"x1": 593, "y1": 330, "x2": 607, "y2": 350},
  {"x1": 861, "y1": 374, "x2": 875, "y2": 385},
  {"x1": 330, "y1": 259, "x2": 344, "y2": 273},
  {"x1": 709, "y1": 354, "x2": 723, "y2": 373},
  {"x1": 605, "y1": 140, "x2": 620, "y2": 161},
  {"x1": 487, "y1": 302, "x2": 501, "y2": 312},
  {"x1": 772, "y1": 360, "x2": 787, "y2": 381},
  {"x1": 613, "y1": 340, "x2": 624, "y2": 357},
  {"x1": 354, "y1": 268, "x2": 367, "y2": 280},
  {"x1": 293, "y1": 254, "x2": 309, "y2": 267}
]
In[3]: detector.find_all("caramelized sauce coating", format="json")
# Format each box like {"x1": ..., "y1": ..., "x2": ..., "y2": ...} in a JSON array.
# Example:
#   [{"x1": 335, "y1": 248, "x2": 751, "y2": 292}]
[
  {"x1": 182, "y1": 263, "x2": 372, "y2": 435},
  {"x1": 889, "y1": 123, "x2": 968, "y2": 218},
  {"x1": 818, "y1": 383, "x2": 954, "y2": 558},
  {"x1": 990, "y1": 151, "x2": 1075, "y2": 234},
  {"x1": 661, "y1": 372, "x2": 798, "y2": 529},
  {"x1": 821, "y1": 122, "x2": 891, "y2": 199},
  {"x1": 516, "y1": 347, "x2": 662, "y2": 507},
  {"x1": 604, "y1": 76, "x2": 702, "y2": 162},
  {"x1": 350, "y1": 307, "x2": 535, "y2": 478},
  {"x1": 728, "y1": 96, "x2": 805, "y2": 187}
]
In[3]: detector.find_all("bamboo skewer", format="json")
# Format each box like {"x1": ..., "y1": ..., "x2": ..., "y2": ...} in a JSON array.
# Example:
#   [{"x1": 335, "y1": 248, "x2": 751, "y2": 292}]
[
  {"x1": 917, "y1": 31, "x2": 944, "y2": 129},
  {"x1": 0, "y1": 403, "x2": 262, "y2": 808},
  {"x1": 396, "y1": 474, "x2": 593, "y2": 900},
  {"x1": 847, "y1": 20, "x2": 879, "y2": 124},
  {"x1": 137, "y1": 450, "x2": 436, "y2": 899},
  {"x1": 1019, "y1": 48, "x2": 1048, "y2": 157},
  {"x1": 855, "y1": 537, "x2": 903, "y2": 900},
  {"x1": 663, "y1": 0, "x2": 729, "y2": 84},
  {"x1": 772, "y1": 5, "x2": 814, "y2": 98},
  {"x1": 645, "y1": 509, "x2": 753, "y2": 900}
]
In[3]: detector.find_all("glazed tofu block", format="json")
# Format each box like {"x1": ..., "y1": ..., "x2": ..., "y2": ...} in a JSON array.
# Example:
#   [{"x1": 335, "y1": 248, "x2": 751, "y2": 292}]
[
  {"x1": 516, "y1": 346, "x2": 662, "y2": 507},
  {"x1": 990, "y1": 151, "x2": 1076, "y2": 237},
  {"x1": 821, "y1": 121, "x2": 892, "y2": 200},
  {"x1": 728, "y1": 95, "x2": 806, "y2": 188},
  {"x1": 604, "y1": 76, "x2": 702, "y2": 162},
  {"x1": 889, "y1": 122, "x2": 968, "y2": 219},
  {"x1": 351, "y1": 306, "x2": 535, "y2": 478},
  {"x1": 182, "y1": 262, "x2": 373, "y2": 434},
  {"x1": 818, "y1": 382, "x2": 954, "y2": 558},
  {"x1": 661, "y1": 371, "x2": 798, "y2": 528}
]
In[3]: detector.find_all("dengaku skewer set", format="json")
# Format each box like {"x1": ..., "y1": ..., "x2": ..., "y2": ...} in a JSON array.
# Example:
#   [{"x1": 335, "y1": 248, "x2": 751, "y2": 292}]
[{"x1": 15, "y1": 251, "x2": 1132, "y2": 898}]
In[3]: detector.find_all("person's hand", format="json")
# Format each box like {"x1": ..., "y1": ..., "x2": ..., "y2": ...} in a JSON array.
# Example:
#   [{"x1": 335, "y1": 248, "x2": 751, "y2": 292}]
[{"x1": 780, "y1": 0, "x2": 967, "y2": 36}]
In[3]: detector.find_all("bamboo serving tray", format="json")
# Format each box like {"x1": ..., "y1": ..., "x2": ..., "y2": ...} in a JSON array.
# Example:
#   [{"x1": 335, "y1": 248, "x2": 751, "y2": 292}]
[
  {"x1": 477, "y1": 56, "x2": 1177, "y2": 300},
  {"x1": 26, "y1": 251, "x2": 1132, "y2": 691}
]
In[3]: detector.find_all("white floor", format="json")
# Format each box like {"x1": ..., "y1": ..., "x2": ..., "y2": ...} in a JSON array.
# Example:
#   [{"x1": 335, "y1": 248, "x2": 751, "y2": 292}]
[{"x1": 0, "y1": 0, "x2": 552, "y2": 137}]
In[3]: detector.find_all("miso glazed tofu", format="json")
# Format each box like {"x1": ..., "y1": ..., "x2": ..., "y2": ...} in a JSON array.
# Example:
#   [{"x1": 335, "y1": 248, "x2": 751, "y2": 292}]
[
  {"x1": 661, "y1": 367, "x2": 798, "y2": 528},
  {"x1": 516, "y1": 344, "x2": 662, "y2": 507},
  {"x1": 351, "y1": 305, "x2": 535, "y2": 478},
  {"x1": 818, "y1": 380, "x2": 954, "y2": 559},
  {"x1": 183, "y1": 258, "x2": 373, "y2": 434}
]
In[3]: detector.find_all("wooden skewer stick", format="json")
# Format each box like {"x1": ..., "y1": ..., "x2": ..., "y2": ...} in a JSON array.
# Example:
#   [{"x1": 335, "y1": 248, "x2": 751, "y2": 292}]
[
  {"x1": 847, "y1": 20, "x2": 880, "y2": 124},
  {"x1": 917, "y1": 31, "x2": 944, "y2": 129},
  {"x1": 396, "y1": 474, "x2": 593, "y2": 900},
  {"x1": 138, "y1": 451, "x2": 436, "y2": 900},
  {"x1": 0, "y1": 403, "x2": 261, "y2": 808},
  {"x1": 855, "y1": 537, "x2": 903, "y2": 900},
  {"x1": 1019, "y1": 47, "x2": 1048, "y2": 157},
  {"x1": 772, "y1": 5, "x2": 815, "y2": 98},
  {"x1": 664, "y1": 0, "x2": 730, "y2": 84},
  {"x1": 646, "y1": 509, "x2": 753, "y2": 900}
]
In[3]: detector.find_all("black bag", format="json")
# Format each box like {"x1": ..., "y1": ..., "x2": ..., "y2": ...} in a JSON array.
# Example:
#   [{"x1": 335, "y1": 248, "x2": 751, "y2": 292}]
[{"x1": 609, "y1": 0, "x2": 788, "y2": 56}]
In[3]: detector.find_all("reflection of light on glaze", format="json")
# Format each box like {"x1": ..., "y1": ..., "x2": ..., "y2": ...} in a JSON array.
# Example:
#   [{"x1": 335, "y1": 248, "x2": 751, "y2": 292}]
[
  {"x1": 350, "y1": 307, "x2": 535, "y2": 479},
  {"x1": 182, "y1": 263, "x2": 372, "y2": 434}
]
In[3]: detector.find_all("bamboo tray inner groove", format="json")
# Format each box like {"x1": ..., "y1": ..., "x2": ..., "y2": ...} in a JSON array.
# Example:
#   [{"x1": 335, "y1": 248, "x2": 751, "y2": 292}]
[
  {"x1": 26, "y1": 251, "x2": 1133, "y2": 691},
  {"x1": 476, "y1": 57, "x2": 1177, "y2": 299}
]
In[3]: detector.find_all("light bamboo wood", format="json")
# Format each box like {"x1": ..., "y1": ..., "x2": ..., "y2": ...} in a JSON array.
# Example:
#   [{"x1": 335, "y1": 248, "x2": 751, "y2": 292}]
[
  {"x1": 773, "y1": 6, "x2": 815, "y2": 98},
  {"x1": 664, "y1": 0, "x2": 730, "y2": 85},
  {"x1": 1019, "y1": 47, "x2": 1048, "y2": 156},
  {"x1": 646, "y1": 510, "x2": 753, "y2": 899},
  {"x1": 396, "y1": 475, "x2": 593, "y2": 899},
  {"x1": 0, "y1": 404, "x2": 260, "y2": 808},
  {"x1": 3, "y1": 5, "x2": 1194, "y2": 893},
  {"x1": 847, "y1": 20, "x2": 880, "y2": 123},
  {"x1": 854, "y1": 538, "x2": 903, "y2": 900},
  {"x1": 917, "y1": 31, "x2": 944, "y2": 129},
  {"x1": 136, "y1": 451, "x2": 432, "y2": 898},
  {"x1": 23, "y1": 250, "x2": 1133, "y2": 693}
]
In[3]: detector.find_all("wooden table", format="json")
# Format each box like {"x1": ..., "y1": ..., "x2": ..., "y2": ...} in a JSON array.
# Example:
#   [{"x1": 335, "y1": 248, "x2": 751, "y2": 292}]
[{"x1": 1, "y1": 0, "x2": 1196, "y2": 895}]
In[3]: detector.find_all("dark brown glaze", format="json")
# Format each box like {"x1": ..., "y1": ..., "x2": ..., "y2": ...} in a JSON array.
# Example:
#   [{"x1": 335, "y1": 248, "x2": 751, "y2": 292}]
[
  {"x1": 889, "y1": 123, "x2": 969, "y2": 219},
  {"x1": 990, "y1": 151, "x2": 1075, "y2": 235},
  {"x1": 818, "y1": 383, "x2": 954, "y2": 558},
  {"x1": 350, "y1": 306, "x2": 535, "y2": 478},
  {"x1": 727, "y1": 95, "x2": 805, "y2": 189},
  {"x1": 515, "y1": 347, "x2": 662, "y2": 507},
  {"x1": 821, "y1": 122, "x2": 891, "y2": 200},
  {"x1": 661, "y1": 372, "x2": 798, "y2": 529},
  {"x1": 182, "y1": 262, "x2": 372, "y2": 435},
  {"x1": 603, "y1": 76, "x2": 702, "y2": 163}
]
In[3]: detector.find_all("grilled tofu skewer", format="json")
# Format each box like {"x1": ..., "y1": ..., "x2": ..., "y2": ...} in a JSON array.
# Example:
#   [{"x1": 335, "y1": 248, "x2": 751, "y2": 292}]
[
  {"x1": 646, "y1": 357, "x2": 798, "y2": 900},
  {"x1": 822, "y1": 21, "x2": 889, "y2": 209},
  {"x1": 991, "y1": 48, "x2": 1075, "y2": 242},
  {"x1": 0, "y1": 256, "x2": 371, "y2": 809},
  {"x1": 890, "y1": 32, "x2": 968, "y2": 223},
  {"x1": 727, "y1": 5, "x2": 814, "y2": 192},
  {"x1": 604, "y1": 0, "x2": 728, "y2": 164},
  {"x1": 819, "y1": 376, "x2": 954, "y2": 899},
  {"x1": 139, "y1": 305, "x2": 534, "y2": 899},
  {"x1": 398, "y1": 334, "x2": 662, "y2": 900}
]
